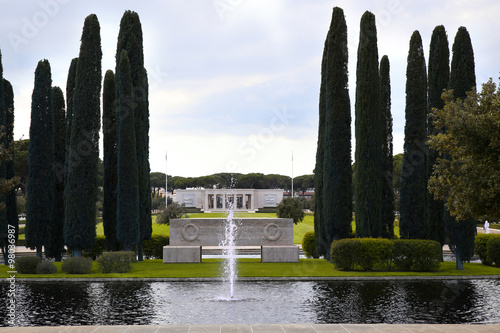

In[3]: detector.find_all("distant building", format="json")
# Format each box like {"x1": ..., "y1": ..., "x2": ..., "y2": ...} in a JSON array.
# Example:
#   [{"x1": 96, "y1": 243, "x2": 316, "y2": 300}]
[{"x1": 173, "y1": 188, "x2": 284, "y2": 212}]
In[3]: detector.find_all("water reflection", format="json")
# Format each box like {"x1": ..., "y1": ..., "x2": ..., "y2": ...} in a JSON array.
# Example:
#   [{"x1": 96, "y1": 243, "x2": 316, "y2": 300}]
[{"x1": 1, "y1": 279, "x2": 499, "y2": 326}]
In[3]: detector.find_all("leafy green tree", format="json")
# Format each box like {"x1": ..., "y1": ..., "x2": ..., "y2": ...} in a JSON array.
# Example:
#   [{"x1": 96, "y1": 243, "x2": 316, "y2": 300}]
[
  {"x1": 236, "y1": 173, "x2": 265, "y2": 188},
  {"x1": 65, "y1": 15, "x2": 102, "y2": 257},
  {"x1": 116, "y1": 50, "x2": 139, "y2": 252},
  {"x1": 157, "y1": 201, "x2": 187, "y2": 225},
  {"x1": 102, "y1": 69, "x2": 119, "y2": 251},
  {"x1": 441, "y1": 26, "x2": 476, "y2": 270},
  {"x1": 116, "y1": 11, "x2": 151, "y2": 260},
  {"x1": 354, "y1": 11, "x2": 382, "y2": 238},
  {"x1": 46, "y1": 87, "x2": 65, "y2": 261},
  {"x1": 399, "y1": 31, "x2": 428, "y2": 240},
  {"x1": 426, "y1": 25, "x2": 449, "y2": 245},
  {"x1": 321, "y1": 7, "x2": 352, "y2": 259},
  {"x1": 26, "y1": 59, "x2": 53, "y2": 259},
  {"x1": 276, "y1": 197, "x2": 304, "y2": 224},
  {"x1": 380, "y1": 55, "x2": 394, "y2": 239},
  {"x1": 3, "y1": 79, "x2": 18, "y2": 243},
  {"x1": 150, "y1": 172, "x2": 166, "y2": 197}
]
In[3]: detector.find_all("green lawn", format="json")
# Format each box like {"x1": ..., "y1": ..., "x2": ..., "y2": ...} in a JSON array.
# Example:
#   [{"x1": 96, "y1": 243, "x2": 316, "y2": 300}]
[{"x1": 5, "y1": 259, "x2": 500, "y2": 279}]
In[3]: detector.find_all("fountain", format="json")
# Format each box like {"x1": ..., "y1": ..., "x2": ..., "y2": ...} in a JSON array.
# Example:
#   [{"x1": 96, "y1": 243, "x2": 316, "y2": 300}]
[{"x1": 220, "y1": 200, "x2": 237, "y2": 299}]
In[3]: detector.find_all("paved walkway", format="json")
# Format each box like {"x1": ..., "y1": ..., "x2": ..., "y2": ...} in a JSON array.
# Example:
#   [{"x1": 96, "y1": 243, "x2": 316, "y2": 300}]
[{"x1": 1, "y1": 324, "x2": 500, "y2": 332}]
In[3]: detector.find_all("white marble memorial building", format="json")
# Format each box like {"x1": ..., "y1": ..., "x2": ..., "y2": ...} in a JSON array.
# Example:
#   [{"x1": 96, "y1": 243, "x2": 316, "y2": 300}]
[{"x1": 173, "y1": 188, "x2": 284, "y2": 212}]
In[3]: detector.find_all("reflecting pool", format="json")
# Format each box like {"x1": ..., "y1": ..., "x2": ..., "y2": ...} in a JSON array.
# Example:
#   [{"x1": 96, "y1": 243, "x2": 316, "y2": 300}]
[{"x1": 1, "y1": 279, "x2": 499, "y2": 326}]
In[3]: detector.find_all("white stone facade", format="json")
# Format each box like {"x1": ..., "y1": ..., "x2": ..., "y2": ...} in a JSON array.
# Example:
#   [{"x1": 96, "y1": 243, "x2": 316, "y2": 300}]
[{"x1": 173, "y1": 188, "x2": 284, "y2": 212}]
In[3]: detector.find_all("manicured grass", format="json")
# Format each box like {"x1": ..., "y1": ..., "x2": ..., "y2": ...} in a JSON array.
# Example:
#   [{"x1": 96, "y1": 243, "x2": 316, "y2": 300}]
[{"x1": 4, "y1": 259, "x2": 500, "y2": 279}]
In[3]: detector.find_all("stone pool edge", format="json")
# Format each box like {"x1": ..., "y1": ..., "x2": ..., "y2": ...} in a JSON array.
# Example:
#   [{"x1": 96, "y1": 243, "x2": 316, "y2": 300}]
[{"x1": 4, "y1": 275, "x2": 500, "y2": 282}]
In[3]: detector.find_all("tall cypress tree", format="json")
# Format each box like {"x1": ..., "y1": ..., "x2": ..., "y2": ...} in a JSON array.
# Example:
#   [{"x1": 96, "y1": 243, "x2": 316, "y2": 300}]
[
  {"x1": 65, "y1": 14, "x2": 102, "y2": 257},
  {"x1": 380, "y1": 55, "x2": 394, "y2": 239},
  {"x1": 116, "y1": 50, "x2": 139, "y2": 251},
  {"x1": 321, "y1": 7, "x2": 351, "y2": 259},
  {"x1": 26, "y1": 59, "x2": 53, "y2": 259},
  {"x1": 399, "y1": 31, "x2": 428, "y2": 240},
  {"x1": 116, "y1": 11, "x2": 151, "y2": 259},
  {"x1": 0, "y1": 51, "x2": 7, "y2": 262},
  {"x1": 314, "y1": 37, "x2": 327, "y2": 257},
  {"x1": 103, "y1": 69, "x2": 119, "y2": 250},
  {"x1": 64, "y1": 58, "x2": 78, "y2": 185},
  {"x1": 355, "y1": 11, "x2": 382, "y2": 238},
  {"x1": 427, "y1": 25, "x2": 449, "y2": 245},
  {"x1": 447, "y1": 26, "x2": 477, "y2": 269},
  {"x1": 46, "y1": 86, "x2": 65, "y2": 261},
  {"x1": 3, "y1": 79, "x2": 18, "y2": 245}
]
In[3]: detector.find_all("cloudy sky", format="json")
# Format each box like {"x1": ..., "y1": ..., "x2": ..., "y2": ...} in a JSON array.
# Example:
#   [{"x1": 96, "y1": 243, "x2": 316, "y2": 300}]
[{"x1": 1, "y1": 0, "x2": 499, "y2": 178}]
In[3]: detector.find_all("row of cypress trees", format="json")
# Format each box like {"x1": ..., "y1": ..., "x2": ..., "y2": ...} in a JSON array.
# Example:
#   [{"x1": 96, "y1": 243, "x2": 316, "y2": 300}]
[
  {"x1": 26, "y1": 11, "x2": 152, "y2": 260},
  {"x1": 0, "y1": 49, "x2": 19, "y2": 264},
  {"x1": 315, "y1": 7, "x2": 478, "y2": 269}
]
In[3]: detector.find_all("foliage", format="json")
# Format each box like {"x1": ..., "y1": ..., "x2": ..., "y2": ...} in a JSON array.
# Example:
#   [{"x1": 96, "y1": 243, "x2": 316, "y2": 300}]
[
  {"x1": 157, "y1": 202, "x2": 187, "y2": 225},
  {"x1": 142, "y1": 234, "x2": 169, "y2": 259},
  {"x1": 301, "y1": 231, "x2": 318, "y2": 259},
  {"x1": 151, "y1": 195, "x2": 166, "y2": 211},
  {"x1": 97, "y1": 251, "x2": 135, "y2": 273},
  {"x1": 15, "y1": 256, "x2": 41, "y2": 274},
  {"x1": 37, "y1": 261, "x2": 57, "y2": 274},
  {"x1": 486, "y1": 237, "x2": 500, "y2": 267},
  {"x1": 276, "y1": 197, "x2": 304, "y2": 224},
  {"x1": 46, "y1": 86, "x2": 65, "y2": 261},
  {"x1": 318, "y1": 7, "x2": 352, "y2": 261},
  {"x1": 26, "y1": 59, "x2": 53, "y2": 258},
  {"x1": 354, "y1": 11, "x2": 383, "y2": 238},
  {"x1": 102, "y1": 69, "x2": 119, "y2": 251},
  {"x1": 399, "y1": 31, "x2": 428, "y2": 240},
  {"x1": 115, "y1": 50, "x2": 139, "y2": 252},
  {"x1": 330, "y1": 238, "x2": 441, "y2": 272},
  {"x1": 62, "y1": 256, "x2": 92, "y2": 274},
  {"x1": 65, "y1": 15, "x2": 101, "y2": 255},
  {"x1": 380, "y1": 55, "x2": 394, "y2": 239},
  {"x1": 475, "y1": 234, "x2": 500, "y2": 266},
  {"x1": 83, "y1": 236, "x2": 106, "y2": 260},
  {"x1": 426, "y1": 25, "x2": 449, "y2": 246}
]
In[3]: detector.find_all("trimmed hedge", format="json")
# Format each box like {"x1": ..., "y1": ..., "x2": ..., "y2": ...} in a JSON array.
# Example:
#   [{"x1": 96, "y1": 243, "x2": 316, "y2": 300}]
[
  {"x1": 15, "y1": 256, "x2": 41, "y2": 274},
  {"x1": 330, "y1": 238, "x2": 442, "y2": 271},
  {"x1": 62, "y1": 256, "x2": 92, "y2": 274},
  {"x1": 302, "y1": 232, "x2": 318, "y2": 259},
  {"x1": 97, "y1": 251, "x2": 136, "y2": 273},
  {"x1": 37, "y1": 261, "x2": 57, "y2": 274},
  {"x1": 142, "y1": 235, "x2": 169, "y2": 259},
  {"x1": 475, "y1": 233, "x2": 500, "y2": 266},
  {"x1": 486, "y1": 236, "x2": 500, "y2": 267}
]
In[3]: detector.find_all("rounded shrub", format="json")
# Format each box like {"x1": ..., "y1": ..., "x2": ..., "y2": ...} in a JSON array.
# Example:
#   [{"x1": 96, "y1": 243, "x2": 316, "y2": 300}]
[
  {"x1": 486, "y1": 236, "x2": 500, "y2": 267},
  {"x1": 393, "y1": 239, "x2": 442, "y2": 272},
  {"x1": 62, "y1": 256, "x2": 92, "y2": 274},
  {"x1": 15, "y1": 256, "x2": 41, "y2": 274},
  {"x1": 37, "y1": 261, "x2": 57, "y2": 274},
  {"x1": 475, "y1": 234, "x2": 500, "y2": 265},
  {"x1": 302, "y1": 232, "x2": 318, "y2": 258},
  {"x1": 97, "y1": 251, "x2": 135, "y2": 273},
  {"x1": 142, "y1": 235, "x2": 169, "y2": 259}
]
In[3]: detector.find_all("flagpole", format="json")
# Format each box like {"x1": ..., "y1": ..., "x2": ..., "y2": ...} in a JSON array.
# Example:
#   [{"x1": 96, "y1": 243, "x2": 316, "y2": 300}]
[
  {"x1": 165, "y1": 151, "x2": 168, "y2": 208},
  {"x1": 291, "y1": 151, "x2": 294, "y2": 198}
]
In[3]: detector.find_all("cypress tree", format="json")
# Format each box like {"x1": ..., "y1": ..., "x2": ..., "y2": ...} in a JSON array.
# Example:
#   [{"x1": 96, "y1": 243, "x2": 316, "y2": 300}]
[
  {"x1": 103, "y1": 69, "x2": 119, "y2": 250},
  {"x1": 447, "y1": 26, "x2": 477, "y2": 270},
  {"x1": 354, "y1": 11, "x2": 382, "y2": 238},
  {"x1": 64, "y1": 58, "x2": 78, "y2": 185},
  {"x1": 427, "y1": 25, "x2": 449, "y2": 245},
  {"x1": 321, "y1": 7, "x2": 351, "y2": 259},
  {"x1": 26, "y1": 59, "x2": 53, "y2": 259},
  {"x1": 116, "y1": 50, "x2": 139, "y2": 251},
  {"x1": 46, "y1": 86, "x2": 65, "y2": 261},
  {"x1": 116, "y1": 11, "x2": 151, "y2": 259},
  {"x1": 65, "y1": 14, "x2": 102, "y2": 257},
  {"x1": 399, "y1": 31, "x2": 428, "y2": 240},
  {"x1": 0, "y1": 51, "x2": 7, "y2": 262},
  {"x1": 380, "y1": 55, "x2": 394, "y2": 239},
  {"x1": 3, "y1": 79, "x2": 18, "y2": 244},
  {"x1": 314, "y1": 36, "x2": 327, "y2": 257}
]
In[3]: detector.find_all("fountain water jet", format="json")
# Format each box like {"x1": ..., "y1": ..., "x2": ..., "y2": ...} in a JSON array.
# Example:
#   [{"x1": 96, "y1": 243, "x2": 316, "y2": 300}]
[{"x1": 220, "y1": 200, "x2": 237, "y2": 299}]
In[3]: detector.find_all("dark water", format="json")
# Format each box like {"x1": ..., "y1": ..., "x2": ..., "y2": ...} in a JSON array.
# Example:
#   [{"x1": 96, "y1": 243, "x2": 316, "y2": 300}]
[{"x1": 1, "y1": 279, "x2": 500, "y2": 326}]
